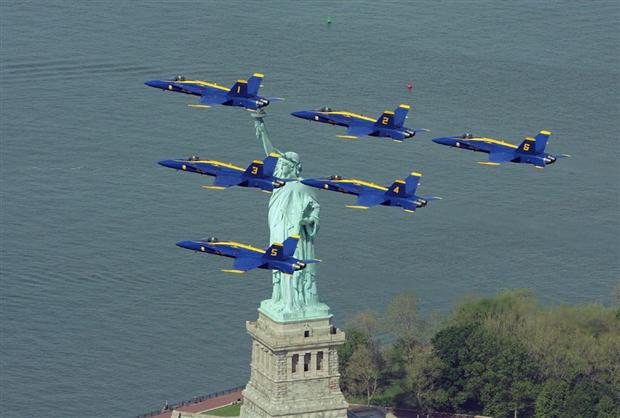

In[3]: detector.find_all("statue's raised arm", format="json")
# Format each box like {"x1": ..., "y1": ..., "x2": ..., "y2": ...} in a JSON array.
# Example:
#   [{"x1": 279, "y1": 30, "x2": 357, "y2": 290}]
[{"x1": 252, "y1": 109, "x2": 281, "y2": 157}]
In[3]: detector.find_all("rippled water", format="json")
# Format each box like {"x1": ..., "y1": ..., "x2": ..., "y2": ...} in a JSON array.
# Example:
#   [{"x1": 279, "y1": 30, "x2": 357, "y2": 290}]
[{"x1": 1, "y1": 1, "x2": 618, "y2": 417}]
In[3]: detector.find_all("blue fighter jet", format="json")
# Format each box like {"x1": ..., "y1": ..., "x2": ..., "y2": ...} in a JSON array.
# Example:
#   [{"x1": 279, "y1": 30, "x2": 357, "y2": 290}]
[
  {"x1": 158, "y1": 153, "x2": 288, "y2": 192},
  {"x1": 176, "y1": 235, "x2": 319, "y2": 274},
  {"x1": 302, "y1": 172, "x2": 440, "y2": 213},
  {"x1": 432, "y1": 130, "x2": 570, "y2": 168},
  {"x1": 291, "y1": 104, "x2": 429, "y2": 141},
  {"x1": 145, "y1": 73, "x2": 282, "y2": 110}
]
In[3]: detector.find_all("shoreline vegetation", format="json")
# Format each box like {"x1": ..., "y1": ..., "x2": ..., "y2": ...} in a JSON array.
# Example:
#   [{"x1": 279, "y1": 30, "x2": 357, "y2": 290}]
[{"x1": 338, "y1": 284, "x2": 620, "y2": 418}]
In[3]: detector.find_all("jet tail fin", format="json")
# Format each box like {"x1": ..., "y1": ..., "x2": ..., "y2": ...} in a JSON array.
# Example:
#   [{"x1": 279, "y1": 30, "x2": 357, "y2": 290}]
[
  {"x1": 517, "y1": 137, "x2": 538, "y2": 155},
  {"x1": 386, "y1": 171, "x2": 422, "y2": 197},
  {"x1": 244, "y1": 153, "x2": 280, "y2": 178},
  {"x1": 262, "y1": 153, "x2": 280, "y2": 177},
  {"x1": 247, "y1": 73, "x2": 263, "y2": 96},
  {"x1": 374, "y1": 108, "x2": 396, "y2": 129},
  {"x1": 228, "y1": 79, "x2": 249, "y2": 97},
  {"x1": 373, "y1": 104, "x2": 409, "y2": 129},
  {"x1": 265, "y1": 235, "x2": 300, "y2": 260},
  {"x1": 405, "y1": 171, "x2": 422, "y2": 195},
  {"x1": 282, "y1": 235, "x2": 300, "y2": 257},
  {"x1": 393, "y1": 104, "x2": 410, "y2": 128},
  {"x1": 534, "y1": 130, "x2": 551, "y2": 153}
]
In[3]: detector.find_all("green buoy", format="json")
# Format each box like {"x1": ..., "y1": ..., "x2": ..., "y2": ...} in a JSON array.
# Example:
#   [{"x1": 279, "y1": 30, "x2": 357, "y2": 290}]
[{"x1": 327, "y1": 16, "x2": 332, "y2": 25}]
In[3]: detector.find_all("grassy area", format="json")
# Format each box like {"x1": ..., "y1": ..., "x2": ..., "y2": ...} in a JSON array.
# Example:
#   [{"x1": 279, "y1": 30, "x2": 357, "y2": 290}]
[{"x1": 202, "y1": 403, "x2": 241, "y2": 417}]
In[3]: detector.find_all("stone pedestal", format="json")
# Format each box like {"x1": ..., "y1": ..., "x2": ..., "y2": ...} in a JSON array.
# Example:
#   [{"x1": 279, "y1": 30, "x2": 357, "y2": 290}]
[{"x1": 240, "y1": 312, "x2": 348, "y2": 418}]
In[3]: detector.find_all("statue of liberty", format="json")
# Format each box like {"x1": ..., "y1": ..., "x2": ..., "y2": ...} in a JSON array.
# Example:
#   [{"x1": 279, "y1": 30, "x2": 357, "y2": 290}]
[{"x1": 251, "y1": 110, "x2": 330, "y2": 321}]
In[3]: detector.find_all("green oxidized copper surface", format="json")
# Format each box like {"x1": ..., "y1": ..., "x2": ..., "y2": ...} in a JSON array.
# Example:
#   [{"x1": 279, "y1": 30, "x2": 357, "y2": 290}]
[{"x1": 252, "y1": 110, "x2": 331, "y2": 322}]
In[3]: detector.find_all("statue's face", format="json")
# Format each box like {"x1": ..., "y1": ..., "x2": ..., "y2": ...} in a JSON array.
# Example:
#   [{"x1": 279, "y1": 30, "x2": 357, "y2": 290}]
[{"x1": 277, "y1": 152, "x2": 301, "y2": 178}]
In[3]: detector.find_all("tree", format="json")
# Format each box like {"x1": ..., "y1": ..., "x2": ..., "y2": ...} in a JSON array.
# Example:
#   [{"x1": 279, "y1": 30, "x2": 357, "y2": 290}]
[
  {"x1": 564, "y1": 379, "x2": 598, "y2": 418},
  {"x1": 384, "y1": 290, "x2": 420, "y2": 341},
  {"x1": 400, "y1": 348, "x2": 449, "y2": 411},
  {"x1": 346, "y1": 345, "x2": 381, "y2": 405},
  {"x1": 339, "y1": 327, "x2": 372, "y2": 394},
  {"x1": 431, "y1": 323, "x2": 484, "y2": 413},
  {"x1": 535, "y1": 379, "x2": 569, "y2": 418},
  {"x1": 385, "y1": 291, "x2": 422, "y2": 366}
]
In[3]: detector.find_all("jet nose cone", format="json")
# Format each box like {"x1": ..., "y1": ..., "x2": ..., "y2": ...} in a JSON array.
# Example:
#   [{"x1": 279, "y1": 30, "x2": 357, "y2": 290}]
[
  {"x1": 158, "y1": 159, "x2": 184, "y2": 170},
  {"x1": 176, "y1": 240, "x2": 199, "y2": 251},
  {"x1": 291, "y1": 110, "x2": 313, "y2": 120},
  {"x1": 145, "y1": 80, "x2": 166, "y2": 89},
  {"x1": 432, "y1": 136, "x2": 456, "y2": 146}
]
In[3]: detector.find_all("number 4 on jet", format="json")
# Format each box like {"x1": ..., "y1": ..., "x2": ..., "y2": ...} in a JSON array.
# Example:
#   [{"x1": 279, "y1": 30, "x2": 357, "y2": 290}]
[{"x1": 302, "y1": 171, "x2": 440, "y2": 213}]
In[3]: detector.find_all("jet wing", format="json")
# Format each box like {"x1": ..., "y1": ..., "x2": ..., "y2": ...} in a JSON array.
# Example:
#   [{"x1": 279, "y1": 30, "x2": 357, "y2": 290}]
[
  {"x1": 199, "y1": 94, "x2": 227, "y2": 106},
  {"x1": 355, "y1": 192, "x2": 386, "y2": 208},
  {"x1": 488, "y1": 152, "x2": 514, "y2": 164},
  {"x1": 224, "y1": 255, "x2": 264, "y2": 273},
  {"x1": 337, "y1": 125, "x2": 374, "y2": 139},
  {"x1": 212, "y1": 174, "x2": 244, "y2": 188}
]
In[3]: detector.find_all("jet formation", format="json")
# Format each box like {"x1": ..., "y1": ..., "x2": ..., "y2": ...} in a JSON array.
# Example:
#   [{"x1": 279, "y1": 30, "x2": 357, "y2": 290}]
[
  {"x1": 145, "y1": 73, "x2": 283, "y2": 111},
  {"x1": 302, "y1": 171, "x2": 440, "y2": 213},
  {"x1": 291, "y1": 104, "x2": 429, "y2": 141},
  {"x1": 433, "y1": 130, "x2": 570, "y2": 168},
  {"x1": 147, "y1": 72, "x2": 570, "y2": 276},
  {"x1": 158, "y1": 153, "x2": 288, "y2": 192},
  {"x1": 176, "y1": 235, "x2": 319, "y2": 275}
]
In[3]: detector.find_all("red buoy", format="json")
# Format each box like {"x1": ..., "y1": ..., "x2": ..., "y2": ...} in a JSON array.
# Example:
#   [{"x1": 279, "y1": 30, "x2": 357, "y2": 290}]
[{"x1": 407, "y1": 81, "x2": 413, "y2": 90}]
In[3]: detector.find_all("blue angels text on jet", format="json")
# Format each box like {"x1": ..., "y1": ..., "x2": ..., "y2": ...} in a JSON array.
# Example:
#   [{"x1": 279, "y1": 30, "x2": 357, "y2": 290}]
[
  {"x1": 302, "y1": 171, "x2": 440, "y2": 213},
  {"x1": 158, "y1": 153, "x2": 289, "y2": 192},
  {"x1": 433, "y1": 130, "x2": 570, "y2": 168},
  {"x1": 291, "y1": 104, "x2": 429, "y2": 142},
  {"x1": 145, "y1": 73, "x2": 283, "y2": 110},
  {"x1": 176, "y1": 235, "x2": 319, "y2": 275}
]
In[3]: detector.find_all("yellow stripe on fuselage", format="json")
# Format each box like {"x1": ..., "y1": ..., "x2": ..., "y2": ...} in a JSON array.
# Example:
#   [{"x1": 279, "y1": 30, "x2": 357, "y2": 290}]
[
  {"x1": 468, "y1": 137, "x2": 518, "y2": 149},
  {"x1": 185, "y1": 160, "x2": 245, "y2": 171},
  {"x1": 330, "y1": 179, "x2": 388, "y2": 191},
  {"x1": 176, "y1": 80, "x2": 230, "y2": 92},
  {"x1": 318, "y1": 111, "x2": 376, "y2": 122},
  {"x1": 210, "y1": 242, "x2": 264, "y2": 253}
]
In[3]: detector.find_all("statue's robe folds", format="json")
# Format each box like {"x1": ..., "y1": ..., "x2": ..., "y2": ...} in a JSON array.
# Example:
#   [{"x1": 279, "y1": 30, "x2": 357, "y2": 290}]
[{"x1": 268, "y1": 181, "x2": 320, "y2": 313}]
